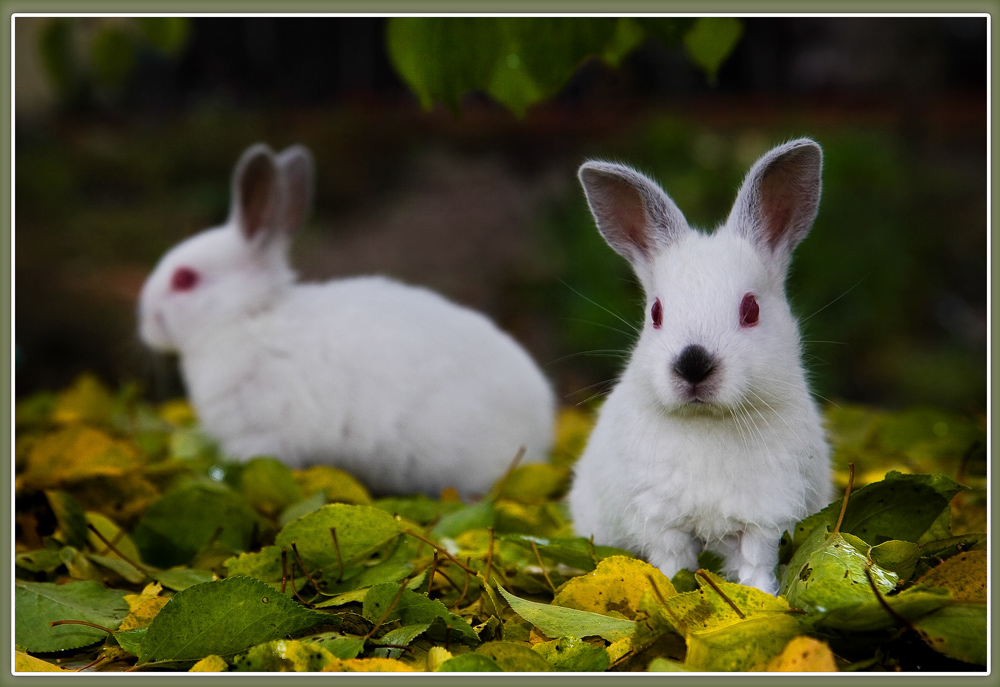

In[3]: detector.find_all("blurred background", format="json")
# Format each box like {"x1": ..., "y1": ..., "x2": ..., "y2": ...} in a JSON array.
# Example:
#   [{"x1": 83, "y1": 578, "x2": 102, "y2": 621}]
[{"x1": 13, "y1": 15, "x2": 987, "y2": 415}]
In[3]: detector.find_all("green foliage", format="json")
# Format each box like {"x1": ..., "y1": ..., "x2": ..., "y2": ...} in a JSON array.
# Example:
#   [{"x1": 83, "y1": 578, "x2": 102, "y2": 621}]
[
  {"x1": 12, "y1": 377, "x2": 987, "y2": 672},
  {"x1": 387, "y1": 17, "x2": 741, "y2": 116}
]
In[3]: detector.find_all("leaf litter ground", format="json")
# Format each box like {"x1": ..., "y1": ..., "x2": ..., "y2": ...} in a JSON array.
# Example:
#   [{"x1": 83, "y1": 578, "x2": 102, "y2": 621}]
[{"x1": 12, "y1": 375, "x2": 988, "y2": 672}]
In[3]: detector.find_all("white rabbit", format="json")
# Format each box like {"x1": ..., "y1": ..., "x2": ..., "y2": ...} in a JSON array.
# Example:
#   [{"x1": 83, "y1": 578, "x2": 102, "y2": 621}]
[
  {"x1": 138, "y1": 143, "x2": 555, "y2": 498},
  {"x1": 567, "y1": 139, "x2": 832, "y2": 595}
]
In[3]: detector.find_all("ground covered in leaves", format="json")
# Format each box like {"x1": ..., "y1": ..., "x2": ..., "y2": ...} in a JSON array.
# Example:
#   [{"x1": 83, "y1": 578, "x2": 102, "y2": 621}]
[{"x1": 13, "y1": 375, "x2": 988, "y2": 673}]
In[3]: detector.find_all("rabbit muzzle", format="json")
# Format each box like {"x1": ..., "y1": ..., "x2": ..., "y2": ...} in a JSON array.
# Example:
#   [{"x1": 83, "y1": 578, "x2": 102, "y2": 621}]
[{"x1": 672, "y1": 344, "x2": 720, "y2": 404}]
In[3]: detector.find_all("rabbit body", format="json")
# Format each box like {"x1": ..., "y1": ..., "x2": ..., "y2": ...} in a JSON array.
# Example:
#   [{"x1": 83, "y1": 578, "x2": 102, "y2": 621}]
[
  {"x1": 567, "y1": 139, "x2": 832, "y2": 594},
  {"x1": 139, "y1": 144, "x2": 554, "y2": 497}
]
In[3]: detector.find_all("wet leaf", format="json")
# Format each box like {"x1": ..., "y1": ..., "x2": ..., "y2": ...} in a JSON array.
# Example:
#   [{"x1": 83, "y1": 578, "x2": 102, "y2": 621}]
[
  {"x1": 498, "y1": 585, "x2": 636, "y2": 642},
  {"x1": 136, "y1": 576, "x2": 331, "y2": 664},
  {"x1": 868, "y1": 540, "x2": 921, "y2": 582},
  {"x1": 782, "y1": 526, "x2": 898, "y2": 621},
  {"x1": 766, "y1": 635, "x2": 838, "y2": 672},
  {"x1": 15, "y1": 580, "x2": 130, "y2": 652},
  {"x1": 553, "y1": 555, "x2": 675, "y2": 619}
]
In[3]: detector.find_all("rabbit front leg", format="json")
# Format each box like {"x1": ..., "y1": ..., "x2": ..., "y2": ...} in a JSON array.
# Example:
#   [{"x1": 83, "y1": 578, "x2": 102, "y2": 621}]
[
  {"x1": 714, "y1": 526, "x2": 782, "y2": 595},
  {"x1": 645, "y1": 528, "x2": 701, "y2": 580}
]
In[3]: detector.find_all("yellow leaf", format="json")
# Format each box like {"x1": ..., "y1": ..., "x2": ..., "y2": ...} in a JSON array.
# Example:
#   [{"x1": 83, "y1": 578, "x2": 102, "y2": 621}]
[
  {"x1": 496, "y1": 463, "x2": 570, "y2": 503},
  {"x1": 554, "y1": 556, "x2": 675, "y2": 620},
  {"x1": 190, "y1": 655, "x2": 229, "y2": 672},
  {"x1": 123, "y1": 581, "x2": 163, "y2": 611},
  {"x1": 51, "y1": 374, "x2": 114, "y2": 425},
  {"x1": 767, "y1": 636, "x2": 838, "y2": 672},
  {"x1": 426, "y1": 646, "x2": 453, "y2": 671},
  {"x1": 552, "y1": 407, "x2": 594, "y2": 466},
  {"x1": 18, "y1": 426, "x2": 141, "y2": 490},
  {"x1": 118, "y1": 596, "x2": 170, "y2": 631},
  {"x1": 14, "y1": 651, "x2": 68, "y2": 672},
  {"x1": 159, "y1": 398, "x2": 197, "y2": 426},
  {"x1": 325, "y1": 657, "x2": 420, "y2": 672},
  {"x1": 293, "y1": 465, "x2": 372, "y2": 505},
  {"x1": 916, "y1": 550, "x2": 986, "y2": 603}
]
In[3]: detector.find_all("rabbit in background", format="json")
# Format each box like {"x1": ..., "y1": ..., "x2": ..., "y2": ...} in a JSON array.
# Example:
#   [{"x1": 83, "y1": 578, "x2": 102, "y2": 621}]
[
  {"x1": 138, "y1": 143, "x2": 555, "y2": 498},
  {"x1": 567, "y1": 139, "x2": 832, "y2": 595}
]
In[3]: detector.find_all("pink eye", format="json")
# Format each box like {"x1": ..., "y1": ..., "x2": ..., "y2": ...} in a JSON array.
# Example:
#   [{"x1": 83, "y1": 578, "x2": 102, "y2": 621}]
[
  {"x1": 651, "y1": 298, "x2": 663, "y2": 329},
  {"x1": 171, "y1": 267, "x2": 200, "y2": 292},
  {"x1": 740, "y1": 293, "x2": 759, "y2": 327}
]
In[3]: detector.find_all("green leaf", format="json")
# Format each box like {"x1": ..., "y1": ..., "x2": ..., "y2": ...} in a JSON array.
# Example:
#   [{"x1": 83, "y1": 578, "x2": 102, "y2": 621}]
[
  {"x1": 137, "y1": 576, "x2": 330, "y2": 664},
  {"x1": 151, "y1": 567, "x2": 215, "y2": 592},
  {"x1": 914, "y1": 603, "x2": 987, "y2": 666},
  {"x1": 373, "y1": 622, "x2": 432, "y2": 647},
  {"x1": 137, "y1": 17, "x2": 189, "y2": 55},
  {"x1": 15, "y1": 580, "x2": 130, "y2": 652},
  {"x1": 362, "y1": 584, "x2": 479, "y2": 646},
  {"x1": 232, "y1": 638, "x2": 339, "y2": 672},
  {"x1": 498, "y1": 585, "x2": 636, "y2": 642},
  {"x1": 431, "y1": 499, "x2": 496, "y2": 538},
  {"x1": 476, "y1": 640, "x2": 554, "y2": 671},
  {"x1": 533, "y1": 636, "x2": 611, "y2": 671},
  {"x1": 437, "y1": 652, "x2": 504, "y2": 672},
  {"x1": 682, "y1": 17, "x2": 744, "y2": 83},
  {"x1": 503, "y1": 534, "x2": 633, "y2": 572},
  {"x1": 238, "y1": 457, "x2": 303, "y2": 517},
  {"x1": 279, "y1": 490, "x2": 326, "y2": 527},
  {"x1": 307, "y1": 632, "x2": 366, "y2": 659},
  {"x1": 868, "y1": 540, "x2": 922, "y2": 582},
  {"x1": 684, "y1": 615, "x2": 802, "y2": 672},
  {"x1": 132, "y1": 483, "x2": 259, "y2": 568},
  {"x1": 276, "y1": 504, "x2": 402, "y2": 572},
  {"x1": 781, "y1": 525, "x2": 898, "y2": 619},
  {"x1": 45, "y1": 490, "x2": 89, "y2": 549},
  {"x1": 113, "y1": 626, "x2": 147, "y2": 655},
  {"x1": 373, "y1": 494, "x2": 463, "y2": 525},
  {"x1": 656, "y1": 571, "x2": 792, "y2": 638},
  {"x1": 792, "y1": 471, "x2": 965, "y2": 550}
]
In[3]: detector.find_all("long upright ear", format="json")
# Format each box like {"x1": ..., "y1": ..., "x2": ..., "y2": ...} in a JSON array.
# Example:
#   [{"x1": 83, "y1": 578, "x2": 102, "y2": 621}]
[
  {"x1": 726, "y1": 139, "x2": 822, "y2": 267},
  {"x1": 578, "y1": 161, "x2": 689, "y2": 283},
  {"x1": 231, "y1": 143, "x2": 281, "y2": 245},
  {"x1": 276, "y1": 145, "x2": 314, "y2": 235}
]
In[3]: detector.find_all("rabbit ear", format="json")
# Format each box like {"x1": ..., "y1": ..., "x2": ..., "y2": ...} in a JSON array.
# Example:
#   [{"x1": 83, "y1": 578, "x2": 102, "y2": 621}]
[
  {"x1": 727, "y1": 139, "x2": 822, "y2": 266},
  {"x1": 276, "y1": 145, "x2": 314, "y2": 235},
  {"x1": 578, "y1": 161, "x2": 689, "y2": 282},
  {"x1": 231, "y1": 143, "x2": 282, "y2": 245}
]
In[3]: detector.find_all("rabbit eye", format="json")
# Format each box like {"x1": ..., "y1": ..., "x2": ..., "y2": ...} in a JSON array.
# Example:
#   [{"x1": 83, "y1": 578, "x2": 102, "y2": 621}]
[
  {"x1": 740, "y1": 293, "x2": 759, "y2": 327},
  {"x1": 171, "y1": 267, "x2": 200, "y2": 292},
  {"x1": 651, "y1": 298, "x2": 663, "y2": 329}
]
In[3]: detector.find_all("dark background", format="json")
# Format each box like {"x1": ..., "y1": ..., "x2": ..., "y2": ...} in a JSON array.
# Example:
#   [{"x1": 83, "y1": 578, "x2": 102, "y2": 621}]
[{"x1": 13, "y1": 16, "x2": 988, "y2": 415}]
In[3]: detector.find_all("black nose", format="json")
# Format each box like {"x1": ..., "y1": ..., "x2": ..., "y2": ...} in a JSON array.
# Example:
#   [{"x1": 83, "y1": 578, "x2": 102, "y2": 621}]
[{"x1": 673, "y1": 345, "x2": 716, "y2": 384}]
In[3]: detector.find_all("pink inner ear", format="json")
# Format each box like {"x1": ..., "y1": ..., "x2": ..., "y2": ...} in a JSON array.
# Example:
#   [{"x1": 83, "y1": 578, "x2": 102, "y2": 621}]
[{"x1": 605, "y1": 177, "x2": 650, "y2": 254}]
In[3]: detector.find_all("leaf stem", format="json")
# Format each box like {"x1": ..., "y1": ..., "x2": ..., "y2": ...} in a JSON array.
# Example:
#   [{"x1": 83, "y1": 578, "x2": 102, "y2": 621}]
[
  {"x1": 365, "y1": 576, "x2": 410, "y2": 639},
  {"x1": 49, "y1": 619, "x2": 115, "y2": 634},
  {"x1": 486, "y1": 446, "x2": 526, "y2": 501},
  {"x1": 290, "y1": 542, "x2": 320, "y2": 602},
  {"x1": 401, "y1": 528, "x2": 477, "y2": 575},
  {"x1": 530, "y1": 540, "x2": 557, "y2": 593},
  {"x1": 864, "y1": 566, "x2": 916, "y2": 633},
  {"x1": 426, "y1": 551, "x2": 439, "y2": 596},
  {"x1": 833, "y1": 462, "x2": 855, "y2": 536},
  {"x1": 86, "y1": 523, "x2": 152, "y2": 581},
  {"x1": 695, "y1": 569, "x2": 745, "y2": 619},
  {"x1": 329, "y1": 527, "x2": 345, "y2": 583}
]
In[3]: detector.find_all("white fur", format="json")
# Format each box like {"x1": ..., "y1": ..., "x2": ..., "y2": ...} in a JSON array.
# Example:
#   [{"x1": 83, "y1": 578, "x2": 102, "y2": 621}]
[
  {"x1": 568, "y1": 139, "x2": 832, "y2": 594},
  {"x1": 138, "y1": 143, "x2": 555, "y2": 497}
]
